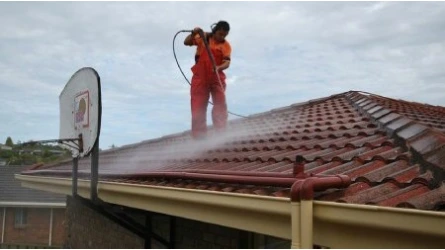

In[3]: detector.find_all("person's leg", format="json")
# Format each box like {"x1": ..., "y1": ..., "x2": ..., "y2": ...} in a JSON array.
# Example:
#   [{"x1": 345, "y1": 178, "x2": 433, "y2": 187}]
[
  {"x1": 210, "y1": 72, "x2": 228, "y2": 132},
  {"x1": 191, "y1": 71, "x2": 210, "y2": 139}
]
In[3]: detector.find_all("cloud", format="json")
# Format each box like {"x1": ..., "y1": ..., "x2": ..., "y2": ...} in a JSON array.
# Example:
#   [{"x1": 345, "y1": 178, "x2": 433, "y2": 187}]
[{"x1": 1, "y1": 2, "x2": 445, "y2": 148}]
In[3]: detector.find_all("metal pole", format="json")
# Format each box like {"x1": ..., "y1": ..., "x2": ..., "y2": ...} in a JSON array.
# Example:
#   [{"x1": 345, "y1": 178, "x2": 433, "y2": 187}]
[
  {"x1": 1, "y1": 207, "x2": 5, "y2": 244},
  {"x1": 72, "y1": 157, "x2": 78, "y2": 196},
  {"x1": 91, "y1": 142, "x2": 99, "y2": 202},
  {"x1": 169, "y1": 217, "x2": 176, "y2": 248},
  {"x1": 48, "y1": 208, "x2": 53, "y2": 247},
  {"x1": 145, "y1": 213, "x2": 152, "y2": 248}
]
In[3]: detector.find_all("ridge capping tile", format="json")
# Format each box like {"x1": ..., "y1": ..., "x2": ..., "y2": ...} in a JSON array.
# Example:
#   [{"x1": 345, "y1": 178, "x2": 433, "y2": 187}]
[
  {"x1": 410, "y1": 133, "x2": 445, "y2": 156},
  {"x1": 426, "y1": 146, "x2": 445, "y2": 170},
  {"x1": 358, "y1": 100, "x2": 372, "y2": 107},
  {"x1": 386, "y1": 117, "x2": 414, "y2": 135},
  {"x1": 363, "y1": 103, "x2": 379, "y2": 111},
  {"x1": 355, "y1": 97, "x2": 368, "y2": 105},
  {"x1": 396, "y1": 123, "x2": 429, "y2": 141},
  {"x1": 350, "y1": 94, "x2": 365, "y2": 102},
  {"x1": 345, "y1": 91, "x2": 356, "y2": 98},
  {"x1": 367, "y1": 105, "x2": 383, "y2": 114},
  {"x1": 371, "y1": 109, "x2": 392, "y2": 120},
  {"x1": 378, "y1": 113, "x2": 402, "y2": 126}
]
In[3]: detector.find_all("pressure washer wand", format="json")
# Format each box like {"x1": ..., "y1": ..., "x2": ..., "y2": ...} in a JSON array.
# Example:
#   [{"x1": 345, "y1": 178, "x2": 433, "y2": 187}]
[{"x1": 197, "y1": 30, "x2": 225, "y2": 92}]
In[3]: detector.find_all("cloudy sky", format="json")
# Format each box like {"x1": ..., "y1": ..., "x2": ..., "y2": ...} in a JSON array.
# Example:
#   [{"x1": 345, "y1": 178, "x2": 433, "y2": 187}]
[{"x1": 1, "y1": 1, "x2": 445, "y2": 149}]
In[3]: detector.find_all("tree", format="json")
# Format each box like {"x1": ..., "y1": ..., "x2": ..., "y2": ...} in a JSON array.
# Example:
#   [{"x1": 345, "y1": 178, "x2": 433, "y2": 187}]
[{"x1": 5, "y1": 137, "x2": 13, "y2": 147}]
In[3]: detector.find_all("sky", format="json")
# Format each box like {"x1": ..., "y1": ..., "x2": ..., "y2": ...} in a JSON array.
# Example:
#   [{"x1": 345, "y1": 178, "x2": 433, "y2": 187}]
[{"x1": 1, "y1": 1, "x2": 445, "y2": 149}]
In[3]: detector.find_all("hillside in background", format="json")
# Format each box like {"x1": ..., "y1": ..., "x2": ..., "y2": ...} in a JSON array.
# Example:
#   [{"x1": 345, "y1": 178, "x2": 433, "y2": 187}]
[{"x1": 0, "y1": 137, "x2": 71, "y2": 166}]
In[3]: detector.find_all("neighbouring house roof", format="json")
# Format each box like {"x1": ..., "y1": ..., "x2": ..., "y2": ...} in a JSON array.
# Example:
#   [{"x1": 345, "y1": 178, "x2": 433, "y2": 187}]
[
  {"x1": 0, "y1": 165, "x2": 66, "y2": 204},
  {"x1": 20, "y1": 91, "x2": 445, "y2": 211}
]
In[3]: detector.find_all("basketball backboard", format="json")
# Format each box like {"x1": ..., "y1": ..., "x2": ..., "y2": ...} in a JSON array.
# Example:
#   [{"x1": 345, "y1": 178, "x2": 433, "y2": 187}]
[{"x1": 59, "y1": 67, "x2": 101, "y2": 157}]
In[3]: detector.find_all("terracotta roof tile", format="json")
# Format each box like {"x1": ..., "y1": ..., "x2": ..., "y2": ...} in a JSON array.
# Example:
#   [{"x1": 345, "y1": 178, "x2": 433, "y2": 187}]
[
  {"x1": 21, "y1": 91, "x2": 445, "y2": 211},
  {"x1": 397, "y1": 184, "x2": 445, "y2": 210},
  {"x1": 341, "y1": 182, "x2": 401, "y2": 204}
]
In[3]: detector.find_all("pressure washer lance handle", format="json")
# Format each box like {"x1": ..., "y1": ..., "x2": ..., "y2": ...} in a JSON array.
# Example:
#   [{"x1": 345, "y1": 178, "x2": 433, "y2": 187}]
[{"x1": 197, "y1": 30, "x2": 225, "y2": 92}]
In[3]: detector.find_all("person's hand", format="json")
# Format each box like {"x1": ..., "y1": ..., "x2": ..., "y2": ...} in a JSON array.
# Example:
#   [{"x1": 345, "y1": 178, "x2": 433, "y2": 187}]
[{"x1": 192, "y1": 27, "x2": 203, "y2": 35}]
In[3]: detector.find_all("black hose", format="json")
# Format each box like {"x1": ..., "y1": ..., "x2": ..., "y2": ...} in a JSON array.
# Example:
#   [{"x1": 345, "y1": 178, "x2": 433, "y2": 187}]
[
  {"x1": 172, "y1": 30, "x2": 248, "y2": 119},
  {"x1": 173, "y1": 31, "x2": 192, "y2": 86}
]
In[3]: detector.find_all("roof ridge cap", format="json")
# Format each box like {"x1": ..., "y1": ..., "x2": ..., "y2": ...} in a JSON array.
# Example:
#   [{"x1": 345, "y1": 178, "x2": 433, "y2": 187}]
[
  {"x1": 345, "y1": 92, "x2": 445, "y2": 182},
  {"x1": 350, "y1": 90, "x2": 445, "y2": 112},
  {"x1": 248, "y1": 91, "x2": 353, "y2": 119}
]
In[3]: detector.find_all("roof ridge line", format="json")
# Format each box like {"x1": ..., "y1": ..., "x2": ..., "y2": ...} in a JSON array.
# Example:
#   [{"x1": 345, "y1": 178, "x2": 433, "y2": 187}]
[
  {"x1": 345, "y1": 91, "x2": 445, "y2": 183},
  {"x1": 247, "y1": 91, "x2": 352, "y2": 119},
  {"x1": 353, "y1": 90, "x2": 445, "y2": 113}
]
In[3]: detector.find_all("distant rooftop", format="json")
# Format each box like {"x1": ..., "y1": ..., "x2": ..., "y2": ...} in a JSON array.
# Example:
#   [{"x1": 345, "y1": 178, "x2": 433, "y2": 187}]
[{"x1": 1, "y1": 165, "x2": 66, "y2": 204}]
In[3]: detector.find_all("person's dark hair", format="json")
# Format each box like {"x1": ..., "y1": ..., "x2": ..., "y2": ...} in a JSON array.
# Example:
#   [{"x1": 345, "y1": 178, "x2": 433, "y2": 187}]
[{"x1": 211, "y1": 21, "x2": 230, "y2": 34}]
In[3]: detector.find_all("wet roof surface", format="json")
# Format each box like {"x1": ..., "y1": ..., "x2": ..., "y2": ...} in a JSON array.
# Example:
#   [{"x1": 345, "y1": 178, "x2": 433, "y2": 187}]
[{"x1": 22, "y1": 91, "x2": 445, "y2": 211}]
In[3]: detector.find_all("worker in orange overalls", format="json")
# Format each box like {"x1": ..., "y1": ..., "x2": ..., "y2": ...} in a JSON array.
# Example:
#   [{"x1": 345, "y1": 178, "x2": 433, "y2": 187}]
[{"x1": 184, "y1": 21, "x2": 232, "y2": 139}]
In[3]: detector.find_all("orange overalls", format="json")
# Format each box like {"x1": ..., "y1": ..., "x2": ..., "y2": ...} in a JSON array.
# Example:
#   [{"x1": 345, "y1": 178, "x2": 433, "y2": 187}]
[{"x1": 190, "y1": 34, "x2": 232, "y2": 139}]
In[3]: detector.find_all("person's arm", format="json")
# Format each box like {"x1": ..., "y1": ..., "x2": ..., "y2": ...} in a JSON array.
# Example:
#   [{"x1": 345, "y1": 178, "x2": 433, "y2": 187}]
[
  {"x1": 215, "y1": 43, "x2": 232, "y2": 71},
  {"x1": 216, "y1": 60, "x2": 230, "y2": 71},
  {"x1": 184, "y1": 27, "x2": 203, "y2": 46}
]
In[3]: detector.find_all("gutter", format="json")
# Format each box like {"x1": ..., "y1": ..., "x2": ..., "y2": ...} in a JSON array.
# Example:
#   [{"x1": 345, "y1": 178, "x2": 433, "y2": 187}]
[
  {"x1": 0, "y1": 202, "x2": 65, "y2": 208},
  {"x1": 15, "y1": 173, "x2": 445, "y2": 248},
  {"x1": 313, "y1": 201, "x2": 445, "y2": 248},
  {"x1": 16, "y1": 174, "x2": 291, "y2": 238}
]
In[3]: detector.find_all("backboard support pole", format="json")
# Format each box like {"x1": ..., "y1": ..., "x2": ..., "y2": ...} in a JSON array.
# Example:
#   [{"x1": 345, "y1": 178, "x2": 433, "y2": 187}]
[
  {"x1": 72, "y1": 157, "x2": 78, "y2": 196},
  {"x1": 91, "y1": 141, "x2": 99, "y2": 202}
]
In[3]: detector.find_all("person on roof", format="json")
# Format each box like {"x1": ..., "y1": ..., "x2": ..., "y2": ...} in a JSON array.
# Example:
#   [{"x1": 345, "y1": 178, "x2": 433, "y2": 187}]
[{"x1": 184, "y1": 20, "x2": 232, "y2": 139}]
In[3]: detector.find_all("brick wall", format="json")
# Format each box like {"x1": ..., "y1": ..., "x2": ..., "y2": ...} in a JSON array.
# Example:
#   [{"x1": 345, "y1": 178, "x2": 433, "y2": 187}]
[
  {"x1": 0, "y1": 207, "x2": 66, "y2": 247},
  {"x1": 51, "y1": 208, "x2": 66, "y2": 246},
  {"x1": 64, "y1": 196, "x2": 144, "y2": 248}
]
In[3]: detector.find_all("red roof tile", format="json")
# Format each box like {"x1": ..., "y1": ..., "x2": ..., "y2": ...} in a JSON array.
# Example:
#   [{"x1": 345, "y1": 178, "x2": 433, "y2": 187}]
[{"x1": 22, "y1": 91, "x2": 445, "y2": 211}]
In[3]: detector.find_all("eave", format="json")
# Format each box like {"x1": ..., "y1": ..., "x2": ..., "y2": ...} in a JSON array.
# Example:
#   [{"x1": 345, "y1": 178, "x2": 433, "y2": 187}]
[{"x1": 16, "y1": 174, "x2": 445, "y2": 248}]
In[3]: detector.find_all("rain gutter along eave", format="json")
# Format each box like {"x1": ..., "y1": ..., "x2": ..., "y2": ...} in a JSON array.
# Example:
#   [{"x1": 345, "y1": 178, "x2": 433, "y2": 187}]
[
  {"x1": 0, "y1": 202, "x2": 65, "y2": 208},
  {"x1": 312, "y1": 200, "x2": 445, "y2": 248},
  {"x1": 15, "y1": 174, "x2": 292, "y2": 239},
  {"x1": 14, "y1": 174, "x2": 445, "y2": 248}
]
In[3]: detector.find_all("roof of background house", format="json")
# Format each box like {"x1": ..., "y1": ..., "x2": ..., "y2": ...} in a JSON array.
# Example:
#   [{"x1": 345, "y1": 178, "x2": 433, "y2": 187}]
[
  {"x1": 21, "y1": 91, "x2": 445, "y2": 211},
  {"x1": 1, "y1": 165, "x2": 66, "y2": 203}
]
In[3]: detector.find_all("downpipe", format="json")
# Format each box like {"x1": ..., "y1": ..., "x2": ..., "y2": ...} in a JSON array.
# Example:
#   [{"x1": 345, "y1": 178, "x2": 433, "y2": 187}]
[{"x1": 290, "y1": 176, "x2": 351, "y2": 248}]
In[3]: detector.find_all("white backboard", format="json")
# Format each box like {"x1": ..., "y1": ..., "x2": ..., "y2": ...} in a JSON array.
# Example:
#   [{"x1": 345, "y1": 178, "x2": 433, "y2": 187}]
[{"x1": 59, "y1": 67, "x2": 101, "y2": 157}]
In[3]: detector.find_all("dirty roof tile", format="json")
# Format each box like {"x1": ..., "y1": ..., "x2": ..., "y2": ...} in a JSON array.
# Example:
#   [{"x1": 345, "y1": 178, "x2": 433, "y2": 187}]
[
  {"x1": 20, "y1": 91, "x2": 445, "y2": 212},
  {"x1": 397, "y1": 184, "x2": 445, "y2": 210},
  {"x1": 374, "y1": 184, "x2": 430, "y2": 207},
  {"x1": 410, "y1": 133, "x2": 445, "y2": 155}
]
